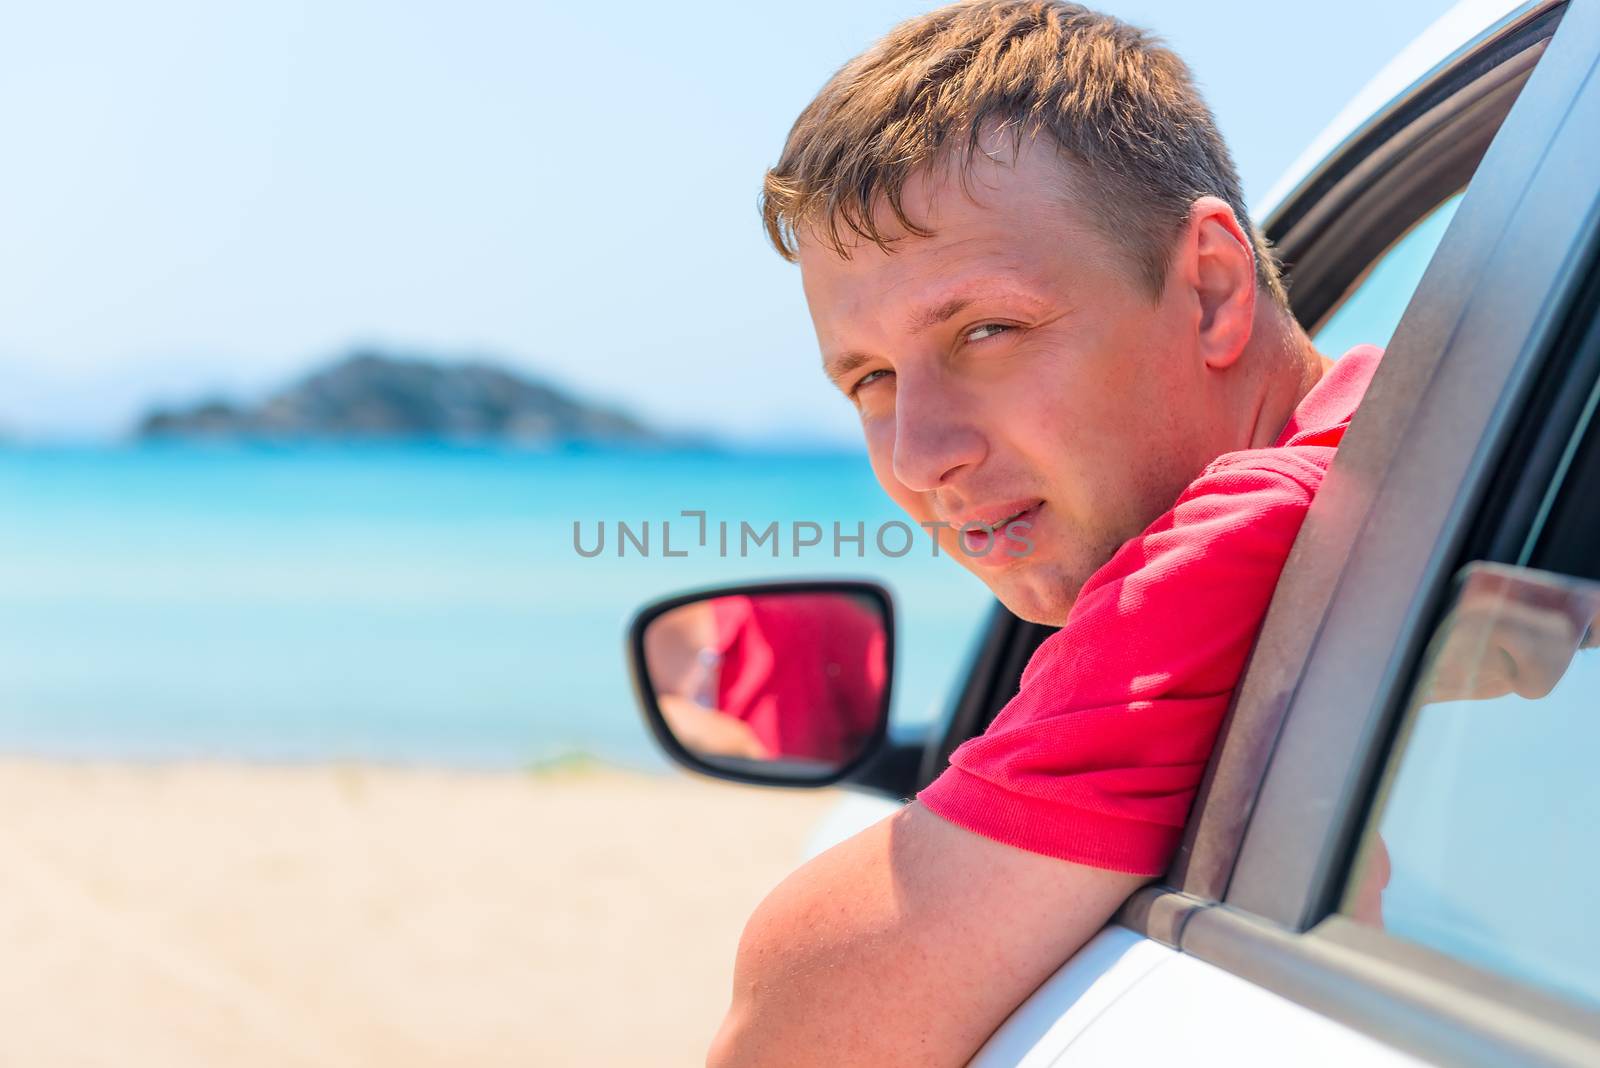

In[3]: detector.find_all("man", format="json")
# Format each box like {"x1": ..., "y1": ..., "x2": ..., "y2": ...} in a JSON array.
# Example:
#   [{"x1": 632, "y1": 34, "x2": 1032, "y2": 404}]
[{"x1": 711, "y1": 2, "x2": 1371, "y2": 1064}]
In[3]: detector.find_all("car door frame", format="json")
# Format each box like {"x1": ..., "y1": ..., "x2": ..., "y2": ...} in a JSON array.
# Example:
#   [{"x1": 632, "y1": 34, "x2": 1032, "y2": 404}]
[
  {"x1": 1120, "y1": 0, "x2": 1600, "y2": 1063},
  {"x1": 1170, "y1": 0, "x2": 1575, "y2": 912}
]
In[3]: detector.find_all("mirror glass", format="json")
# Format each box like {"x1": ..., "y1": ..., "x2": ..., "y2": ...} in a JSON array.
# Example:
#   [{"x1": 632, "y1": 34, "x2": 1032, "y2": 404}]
[{"x1": 641, "y1": 590, "x2": 889, "y2": 777}]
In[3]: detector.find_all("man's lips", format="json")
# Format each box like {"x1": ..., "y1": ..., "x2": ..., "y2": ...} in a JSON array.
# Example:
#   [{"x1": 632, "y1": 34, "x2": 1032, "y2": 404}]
[
  {"x1": 945, "y1": 499, "x2": 1044, "y2": 560},
  {"x1": 944, "y1": 499, "x2": 1043, "y2": 532}
]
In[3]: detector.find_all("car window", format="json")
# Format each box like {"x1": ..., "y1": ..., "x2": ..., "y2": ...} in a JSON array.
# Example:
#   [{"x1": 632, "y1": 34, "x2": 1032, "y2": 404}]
[
  {"x1": 1341, "y1": 387, "x2": 1600, "y2": 1009},
  {"x1": 1312, "y1": 192, "x2": 1463, "y2": 359}
]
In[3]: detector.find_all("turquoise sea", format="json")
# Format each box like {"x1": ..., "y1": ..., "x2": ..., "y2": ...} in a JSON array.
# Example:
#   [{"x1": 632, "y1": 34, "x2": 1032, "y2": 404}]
[{"x1": 0, "y1": 445, "x2": 994, "y2": 769}]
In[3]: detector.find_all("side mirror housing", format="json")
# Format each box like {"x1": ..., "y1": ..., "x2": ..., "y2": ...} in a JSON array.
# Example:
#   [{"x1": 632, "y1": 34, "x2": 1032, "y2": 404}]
[{"x1": 626, "y1": 579, "x2": 917, "y2": 793}]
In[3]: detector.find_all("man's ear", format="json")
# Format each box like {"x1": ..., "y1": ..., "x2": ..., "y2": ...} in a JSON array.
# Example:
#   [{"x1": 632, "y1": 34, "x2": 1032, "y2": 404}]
[{"x1": 1179, "y1": 196, "x2": 1257, "y2": 371}]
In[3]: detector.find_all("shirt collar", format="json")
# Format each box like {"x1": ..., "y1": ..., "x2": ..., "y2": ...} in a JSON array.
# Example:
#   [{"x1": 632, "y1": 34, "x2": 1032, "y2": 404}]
[{"x1": 1272, "y1": 343, "x2": 1384, "y2": 448}]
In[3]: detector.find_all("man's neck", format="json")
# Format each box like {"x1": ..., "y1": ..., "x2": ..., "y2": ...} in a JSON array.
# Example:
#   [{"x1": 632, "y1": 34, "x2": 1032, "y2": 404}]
[{"x1": 1242, "y1": 302, "x2": 1330, "y2": 451}]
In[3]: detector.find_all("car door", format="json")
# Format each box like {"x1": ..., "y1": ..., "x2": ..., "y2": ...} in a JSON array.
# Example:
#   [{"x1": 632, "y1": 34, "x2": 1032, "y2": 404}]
[{"x1": 961, "y1": 0, "x2": 1600, "y2": 1063}]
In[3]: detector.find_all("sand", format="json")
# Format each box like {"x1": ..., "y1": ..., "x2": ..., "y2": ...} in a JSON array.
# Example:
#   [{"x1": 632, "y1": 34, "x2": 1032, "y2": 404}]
[{"x1": 0, "y1": 760, "x2": 839, "y2": 1068}]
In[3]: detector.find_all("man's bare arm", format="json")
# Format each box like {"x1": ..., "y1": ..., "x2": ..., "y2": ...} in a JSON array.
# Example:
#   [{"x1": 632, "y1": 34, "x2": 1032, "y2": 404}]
[
  {"x1": 657, "y1": 694, "x2": 771, "y2": 760},
  {"x1": 708, "y1": 802, "x2": 1150, "y2": 1068}
]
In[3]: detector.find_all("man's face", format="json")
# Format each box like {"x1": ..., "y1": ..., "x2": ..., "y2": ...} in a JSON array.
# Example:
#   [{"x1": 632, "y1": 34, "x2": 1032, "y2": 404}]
[{"x1": 798, "y1": 139, "x2": 1216, "y2": 624}]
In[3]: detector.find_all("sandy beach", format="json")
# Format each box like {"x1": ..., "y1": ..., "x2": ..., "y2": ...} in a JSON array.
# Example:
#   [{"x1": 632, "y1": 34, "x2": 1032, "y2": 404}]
[{"x1": 0, "y1": 760, "x2": 839, "y2": 1067}]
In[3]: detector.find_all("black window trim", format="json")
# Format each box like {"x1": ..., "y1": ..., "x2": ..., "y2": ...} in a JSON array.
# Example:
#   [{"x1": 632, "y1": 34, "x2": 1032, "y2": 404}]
[{"x1": 1267, "y1": 0, "x2": 1566, "y2": 336}]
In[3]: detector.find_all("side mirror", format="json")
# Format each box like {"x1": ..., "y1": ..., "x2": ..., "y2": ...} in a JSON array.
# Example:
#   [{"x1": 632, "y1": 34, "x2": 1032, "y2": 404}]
[{"x1": 626, "y1": 580, "x2": 894, "y2": 787}]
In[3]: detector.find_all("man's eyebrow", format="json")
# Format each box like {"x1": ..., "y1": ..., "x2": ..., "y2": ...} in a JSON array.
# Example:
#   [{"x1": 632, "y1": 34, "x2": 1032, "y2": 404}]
[
  {"x1": 907, "y1": 297, "x2": 973, "y2": 333},
  {"x1": 822, "y1": 350, "x2": 871, "y2": 387},
  {"x1": 906, "y1": 287, "x2": 1045, "y2": 334}
]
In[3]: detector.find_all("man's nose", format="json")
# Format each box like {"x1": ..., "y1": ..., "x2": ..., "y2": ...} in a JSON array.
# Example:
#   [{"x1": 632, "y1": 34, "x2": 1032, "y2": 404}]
[{"x1": 890, "y1": 372, "x2": 986, "y2": 493}]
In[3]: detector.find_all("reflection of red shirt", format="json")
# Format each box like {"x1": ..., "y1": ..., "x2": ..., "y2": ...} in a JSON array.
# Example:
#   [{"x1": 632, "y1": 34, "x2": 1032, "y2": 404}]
[
  {"x1": 711, "y1": 594, "x2": 886, "y2": 762},
  {"x1": 919, "y1": 347, "x2": 1382, "y2": 875}
]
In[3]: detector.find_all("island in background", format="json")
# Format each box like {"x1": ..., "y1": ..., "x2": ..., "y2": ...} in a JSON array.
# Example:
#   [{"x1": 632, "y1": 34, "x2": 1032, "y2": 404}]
[{"x1": 135, "y1": 350, "x2": 705, "y2": 448}]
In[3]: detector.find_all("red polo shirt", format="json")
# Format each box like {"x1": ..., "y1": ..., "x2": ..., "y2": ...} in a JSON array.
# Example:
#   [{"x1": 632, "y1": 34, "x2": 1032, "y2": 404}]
[{"x1": 918, "y1": 346, "x2": 1382, "y2": 875}]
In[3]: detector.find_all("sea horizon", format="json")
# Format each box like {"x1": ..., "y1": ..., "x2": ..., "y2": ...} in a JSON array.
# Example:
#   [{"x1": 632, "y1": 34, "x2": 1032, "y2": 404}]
[{"x1": 0, "y1": 443, "x2": 995, "y2": 770}]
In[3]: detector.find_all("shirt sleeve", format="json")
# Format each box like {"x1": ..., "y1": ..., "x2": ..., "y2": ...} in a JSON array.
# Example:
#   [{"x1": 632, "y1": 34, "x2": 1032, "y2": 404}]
[{"x1": 916, "y1": 452, "x2": 1326, "y2": 875}]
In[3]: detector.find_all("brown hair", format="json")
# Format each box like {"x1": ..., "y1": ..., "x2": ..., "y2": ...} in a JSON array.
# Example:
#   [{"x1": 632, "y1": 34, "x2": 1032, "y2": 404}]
[{"x1": 761, "y1": 0, "x2": 1286, "y2": 307}]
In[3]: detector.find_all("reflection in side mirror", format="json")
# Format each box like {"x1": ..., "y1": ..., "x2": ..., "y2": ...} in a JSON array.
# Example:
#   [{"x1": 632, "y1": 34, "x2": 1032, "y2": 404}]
[{"x1": 627, "y1": 581, "x2": 893, "y2": 786}]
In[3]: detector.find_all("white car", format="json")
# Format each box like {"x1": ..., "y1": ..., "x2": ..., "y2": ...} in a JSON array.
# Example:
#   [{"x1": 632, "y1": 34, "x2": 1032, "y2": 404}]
[{"x1": 628, "y1": 0, "x2": 1600, "y2": 1063}]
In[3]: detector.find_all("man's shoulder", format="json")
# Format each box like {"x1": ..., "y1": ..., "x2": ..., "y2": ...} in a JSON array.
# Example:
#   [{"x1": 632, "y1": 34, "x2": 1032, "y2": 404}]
[
  {"x1": 1190, "y1": 442, "x2": 1339, "y2": 502},
  {"x1": 1142, "y1": 443, "x2": 1338, "y2": 550},
  {"x1": 1064, "y1": 445, "x2": 1334, "y2": 629},
  {"x1": 1170, "y1": 344, "x2": 1381, "y2": 538}
]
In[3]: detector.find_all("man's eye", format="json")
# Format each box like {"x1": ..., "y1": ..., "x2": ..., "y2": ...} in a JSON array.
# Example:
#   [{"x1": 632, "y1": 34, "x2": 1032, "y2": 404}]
[
  {"x1": 852, "y1": 369, "x2": 891, "y2": 393},
  {"x1": 963, "y1": 323, "x2": 1012, "y2": 343}
]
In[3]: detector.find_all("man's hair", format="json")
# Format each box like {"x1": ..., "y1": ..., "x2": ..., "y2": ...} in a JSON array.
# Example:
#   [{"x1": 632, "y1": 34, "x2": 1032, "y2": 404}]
[{"x1": 761, "y1": 0, "x2": 1287, "y2": 308}]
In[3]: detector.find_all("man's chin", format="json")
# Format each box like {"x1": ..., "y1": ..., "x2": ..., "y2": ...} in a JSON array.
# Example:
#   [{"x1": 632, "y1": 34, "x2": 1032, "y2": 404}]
[{"x1": 985, "y1": 566, "x2": 1082, "y2": 627}]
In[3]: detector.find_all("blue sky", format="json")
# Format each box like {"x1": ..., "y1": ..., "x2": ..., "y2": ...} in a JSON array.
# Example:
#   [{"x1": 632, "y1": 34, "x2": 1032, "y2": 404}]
[{"x1": 0, "y1": 0, "x2": 1458, "y2": 445}]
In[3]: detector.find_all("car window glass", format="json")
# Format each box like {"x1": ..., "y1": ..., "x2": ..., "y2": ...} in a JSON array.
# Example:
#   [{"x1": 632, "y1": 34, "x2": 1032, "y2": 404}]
[
  {"x1": 1342, "y1": 565, "x2": 1600, "y2": 1008},
  {"x1": 1313, "y1": 193, "x2": 1463, "y2": 359}
]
